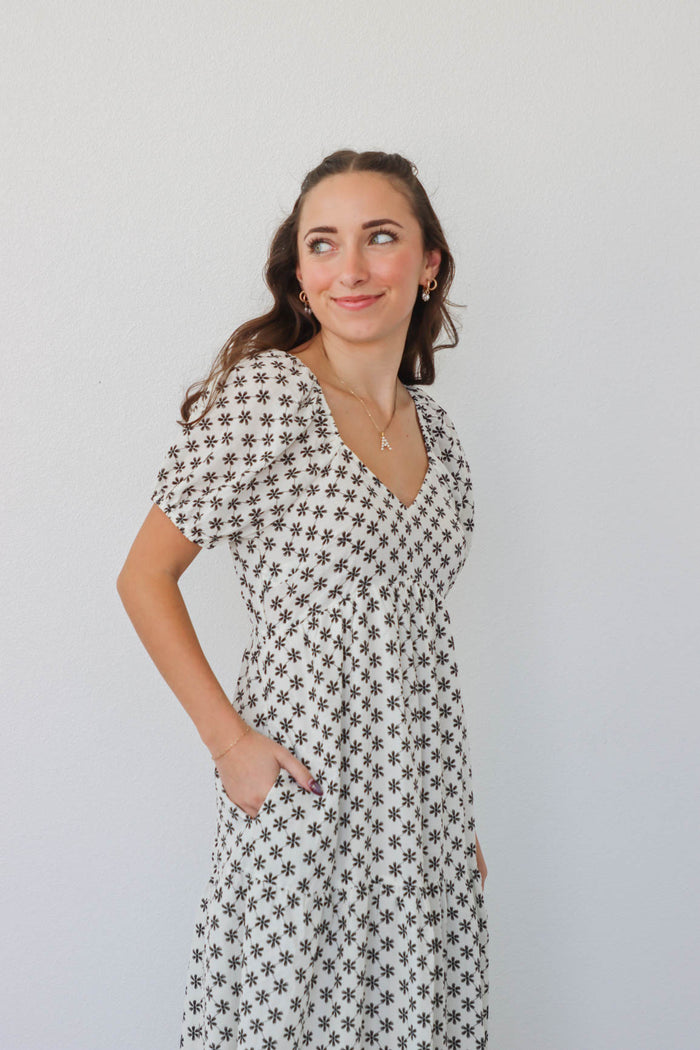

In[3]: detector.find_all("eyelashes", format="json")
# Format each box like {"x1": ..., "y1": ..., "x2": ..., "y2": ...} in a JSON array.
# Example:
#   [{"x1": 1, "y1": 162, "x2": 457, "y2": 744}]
[{"x1": 305, "y1": 228, "x2": 399, "y2": 255}]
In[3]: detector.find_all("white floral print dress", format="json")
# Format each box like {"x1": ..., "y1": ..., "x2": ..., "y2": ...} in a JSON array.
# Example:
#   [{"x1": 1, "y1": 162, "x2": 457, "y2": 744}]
[{"x1": 150, "y1": 347, "x2": 489, "y2": 1049}]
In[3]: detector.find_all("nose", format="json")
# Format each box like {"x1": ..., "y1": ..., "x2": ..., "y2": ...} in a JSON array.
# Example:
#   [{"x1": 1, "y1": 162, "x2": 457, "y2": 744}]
[{"x1": 339, "y1": 242, "x2": 370, "y2": 288}]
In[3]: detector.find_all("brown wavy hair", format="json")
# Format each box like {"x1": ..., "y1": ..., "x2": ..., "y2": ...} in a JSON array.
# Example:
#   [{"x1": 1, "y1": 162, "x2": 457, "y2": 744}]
[{"x1": 180, "y1": 148, "x2": 463, "y2": 426}]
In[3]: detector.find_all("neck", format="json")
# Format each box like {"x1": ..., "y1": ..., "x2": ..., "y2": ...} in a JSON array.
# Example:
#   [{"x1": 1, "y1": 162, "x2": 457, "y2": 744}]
[{"x1": 317, "y1": 331, "x2": 403, "y2": 403}]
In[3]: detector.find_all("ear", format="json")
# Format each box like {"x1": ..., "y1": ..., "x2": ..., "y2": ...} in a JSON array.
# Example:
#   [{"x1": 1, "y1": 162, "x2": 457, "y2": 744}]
[
  {"x1": 423, "y1": 248, "x2": 441, "y2": 281},
  {"x1": 295, "y1": 264, "x2": 302, "y2": 285}
]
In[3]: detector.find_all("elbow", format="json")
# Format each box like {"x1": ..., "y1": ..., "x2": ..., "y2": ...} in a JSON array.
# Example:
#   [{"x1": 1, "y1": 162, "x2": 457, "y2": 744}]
[
  {"x1": 115, "y1": 568, "x2": 128, "y2": 599},
  {"x1": 116, "y1": 564, "x2": 137, "y2": 599},
  {"x1": 116, "y1": 564, "x2": 149, "y2": 614},
  {"x1": 116, "y1": 562, "x2": 179, "y2": 598}
]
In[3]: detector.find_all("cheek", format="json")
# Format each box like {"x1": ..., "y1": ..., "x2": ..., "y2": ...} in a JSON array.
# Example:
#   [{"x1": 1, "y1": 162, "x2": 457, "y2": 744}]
[
  {"x1": 302, "y1": 260, "x2": 331, "y2": 293},
  {"x1": 375, "y1": 251, "x2": 420, "y2": 289}
]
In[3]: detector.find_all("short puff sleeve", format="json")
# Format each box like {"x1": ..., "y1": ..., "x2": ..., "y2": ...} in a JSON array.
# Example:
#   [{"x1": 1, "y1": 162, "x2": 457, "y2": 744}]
[{"x1": 150, "y1": 350, "x2": 314, "y2": 549}]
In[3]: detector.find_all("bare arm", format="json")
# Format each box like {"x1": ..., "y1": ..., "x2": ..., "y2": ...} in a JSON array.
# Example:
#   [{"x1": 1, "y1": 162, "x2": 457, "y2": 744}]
[
  {"x1": 117, "y1": 502, "x2": 321, "y2": 816},
  {"x1": 116, "y1": 503, "x2": 245, "y2": 756}
]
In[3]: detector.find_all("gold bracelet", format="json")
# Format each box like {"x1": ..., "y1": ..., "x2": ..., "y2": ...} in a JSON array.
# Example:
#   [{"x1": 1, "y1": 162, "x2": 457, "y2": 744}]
[{"x1": 211, "y1": 723, "x2": 252, "y2": 762}]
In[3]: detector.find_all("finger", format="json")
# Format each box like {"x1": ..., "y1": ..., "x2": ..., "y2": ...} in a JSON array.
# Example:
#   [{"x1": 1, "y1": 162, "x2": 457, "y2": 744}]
[{"x1": 283, "y1": 755, "x2": 323, "y2": 795}]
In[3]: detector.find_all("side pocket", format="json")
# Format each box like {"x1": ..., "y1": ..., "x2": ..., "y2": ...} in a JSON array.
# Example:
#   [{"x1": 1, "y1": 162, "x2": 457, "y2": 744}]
[{"x1": 214, "y1": 765, "x2": 284, "y2": 821}]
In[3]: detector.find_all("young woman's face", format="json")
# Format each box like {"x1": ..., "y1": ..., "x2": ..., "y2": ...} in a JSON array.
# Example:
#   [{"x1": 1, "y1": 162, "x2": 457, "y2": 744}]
[{"x1": 295, "y1": 171, "x2": 440, "y2": 346}]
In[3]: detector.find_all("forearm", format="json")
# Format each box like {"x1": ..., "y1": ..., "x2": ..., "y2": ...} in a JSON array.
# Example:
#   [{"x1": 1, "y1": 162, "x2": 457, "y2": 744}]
[{"x1": 116, "y1": 567, "x2": 245, "y2": 755}]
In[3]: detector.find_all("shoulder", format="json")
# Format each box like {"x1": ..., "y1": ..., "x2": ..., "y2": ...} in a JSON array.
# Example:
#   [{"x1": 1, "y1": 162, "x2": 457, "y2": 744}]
[
  {"x1": 211, "y1": 348, "x2": 319, "y2": 412},
  {"x1": 181, "y1": 350, "x2": 319, "y2": 434},
  {"x1": 407, "y1": 383, "x2": 461, "y2": 447},
  {"x1": 407, "y1": 383, "x2": 470, "y2": 477}
]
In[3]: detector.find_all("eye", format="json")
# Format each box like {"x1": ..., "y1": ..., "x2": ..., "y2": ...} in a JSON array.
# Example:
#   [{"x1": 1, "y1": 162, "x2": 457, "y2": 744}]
[
  {"x1": 370, "y1": 228, "x2": 398, "y2": 245},
  {"x1": 305, "y1": 228, "x2": 399, "y2": 255},
  {"x1": 306, "y1": 236, "x2": 332, "y2": 255}
]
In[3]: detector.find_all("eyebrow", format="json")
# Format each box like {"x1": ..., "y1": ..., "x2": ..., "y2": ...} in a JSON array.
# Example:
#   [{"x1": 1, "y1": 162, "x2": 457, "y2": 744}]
[{"x1": 303, "y1": 218, "x2": 404, "y2": 239}]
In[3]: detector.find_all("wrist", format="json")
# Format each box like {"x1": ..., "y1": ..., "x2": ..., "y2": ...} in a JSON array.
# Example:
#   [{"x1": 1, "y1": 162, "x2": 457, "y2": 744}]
[
  {"x1": 198, "y1": 699, "x2": 249, "y2": 757},
  {"x1": 211, "y1": 723, "x2": 251, "y2": 762}
]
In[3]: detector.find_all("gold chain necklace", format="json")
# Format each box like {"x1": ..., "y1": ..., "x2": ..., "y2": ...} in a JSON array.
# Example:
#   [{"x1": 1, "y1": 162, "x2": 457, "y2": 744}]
[{"x1": 319, "y1": 335, "x2": 398, "y2": 451}]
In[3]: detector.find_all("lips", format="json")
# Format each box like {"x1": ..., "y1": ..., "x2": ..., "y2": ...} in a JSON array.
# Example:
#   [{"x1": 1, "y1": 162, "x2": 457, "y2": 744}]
[{"x1": 332, "y1": 294, "x2": 384, "y2": 309}]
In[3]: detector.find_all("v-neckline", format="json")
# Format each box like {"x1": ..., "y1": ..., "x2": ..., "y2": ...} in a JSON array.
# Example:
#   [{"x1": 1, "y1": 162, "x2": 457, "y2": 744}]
[{"x1": 280, "y1": 348, "x2": 433, "y2": 512}]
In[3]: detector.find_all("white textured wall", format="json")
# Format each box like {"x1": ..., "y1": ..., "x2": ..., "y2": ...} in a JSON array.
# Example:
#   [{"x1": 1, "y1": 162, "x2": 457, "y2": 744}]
[{"x1": 3, "y1": 2, "x2": 698, "y2": 1048}]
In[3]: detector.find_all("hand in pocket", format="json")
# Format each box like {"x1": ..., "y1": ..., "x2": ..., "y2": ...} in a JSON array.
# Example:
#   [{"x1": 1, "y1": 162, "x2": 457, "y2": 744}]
[{"x1": 215, "y1": 725, "x2": 323, "y2": 817}]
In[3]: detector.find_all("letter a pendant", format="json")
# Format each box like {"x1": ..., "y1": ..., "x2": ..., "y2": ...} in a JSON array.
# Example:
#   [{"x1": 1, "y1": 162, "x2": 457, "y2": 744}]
[{"x1": 380, "y1": 432, "x2": 392, "y2": 451}]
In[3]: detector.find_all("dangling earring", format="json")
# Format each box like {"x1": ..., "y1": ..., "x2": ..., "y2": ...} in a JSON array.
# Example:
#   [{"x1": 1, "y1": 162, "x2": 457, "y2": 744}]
[
  {"x1": 421, "y1": 277, "x2": 438, "y2": 302},
  {"x1": 299, "y1": 290, "x2": 312, "y2": 315}
]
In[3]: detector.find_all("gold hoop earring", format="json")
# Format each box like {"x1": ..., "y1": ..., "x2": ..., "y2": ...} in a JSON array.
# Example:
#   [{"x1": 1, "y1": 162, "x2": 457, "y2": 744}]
[
  {"x1": 421, "y1": 277, "x2": 438, "y2": 302},
  {"x1": 299, "y1": 290, "x2": 312, "y2": 315}
]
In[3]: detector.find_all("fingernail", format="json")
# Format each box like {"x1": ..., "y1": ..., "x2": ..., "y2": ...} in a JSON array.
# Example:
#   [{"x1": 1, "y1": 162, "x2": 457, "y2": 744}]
[{"x1": 308, "y1": 778, "x2": 323, "y2": 796}]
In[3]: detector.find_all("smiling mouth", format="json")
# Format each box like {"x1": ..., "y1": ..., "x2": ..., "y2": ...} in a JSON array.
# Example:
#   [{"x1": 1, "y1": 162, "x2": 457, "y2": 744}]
[{"x1": 332, "y1": 294, "x2": 384, "y2": 309}]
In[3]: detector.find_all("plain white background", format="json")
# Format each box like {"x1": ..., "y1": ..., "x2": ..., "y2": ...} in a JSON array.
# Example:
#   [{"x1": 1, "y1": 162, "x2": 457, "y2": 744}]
[{"x1": 2, "y1": 2, "x2": 698, "y2": 1048}]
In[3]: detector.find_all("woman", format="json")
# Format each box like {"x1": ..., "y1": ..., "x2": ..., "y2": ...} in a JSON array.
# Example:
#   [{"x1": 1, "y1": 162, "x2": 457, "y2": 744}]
[{"x1": 117, "y1": 148, "x2": 489, "y2": 1049}]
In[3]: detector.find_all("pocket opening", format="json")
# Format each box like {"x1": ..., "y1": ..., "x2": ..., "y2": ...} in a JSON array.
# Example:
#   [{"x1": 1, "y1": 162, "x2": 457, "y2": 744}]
[{"x1": 215, "y1": 765, "x2": 284, "y2": 820}]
